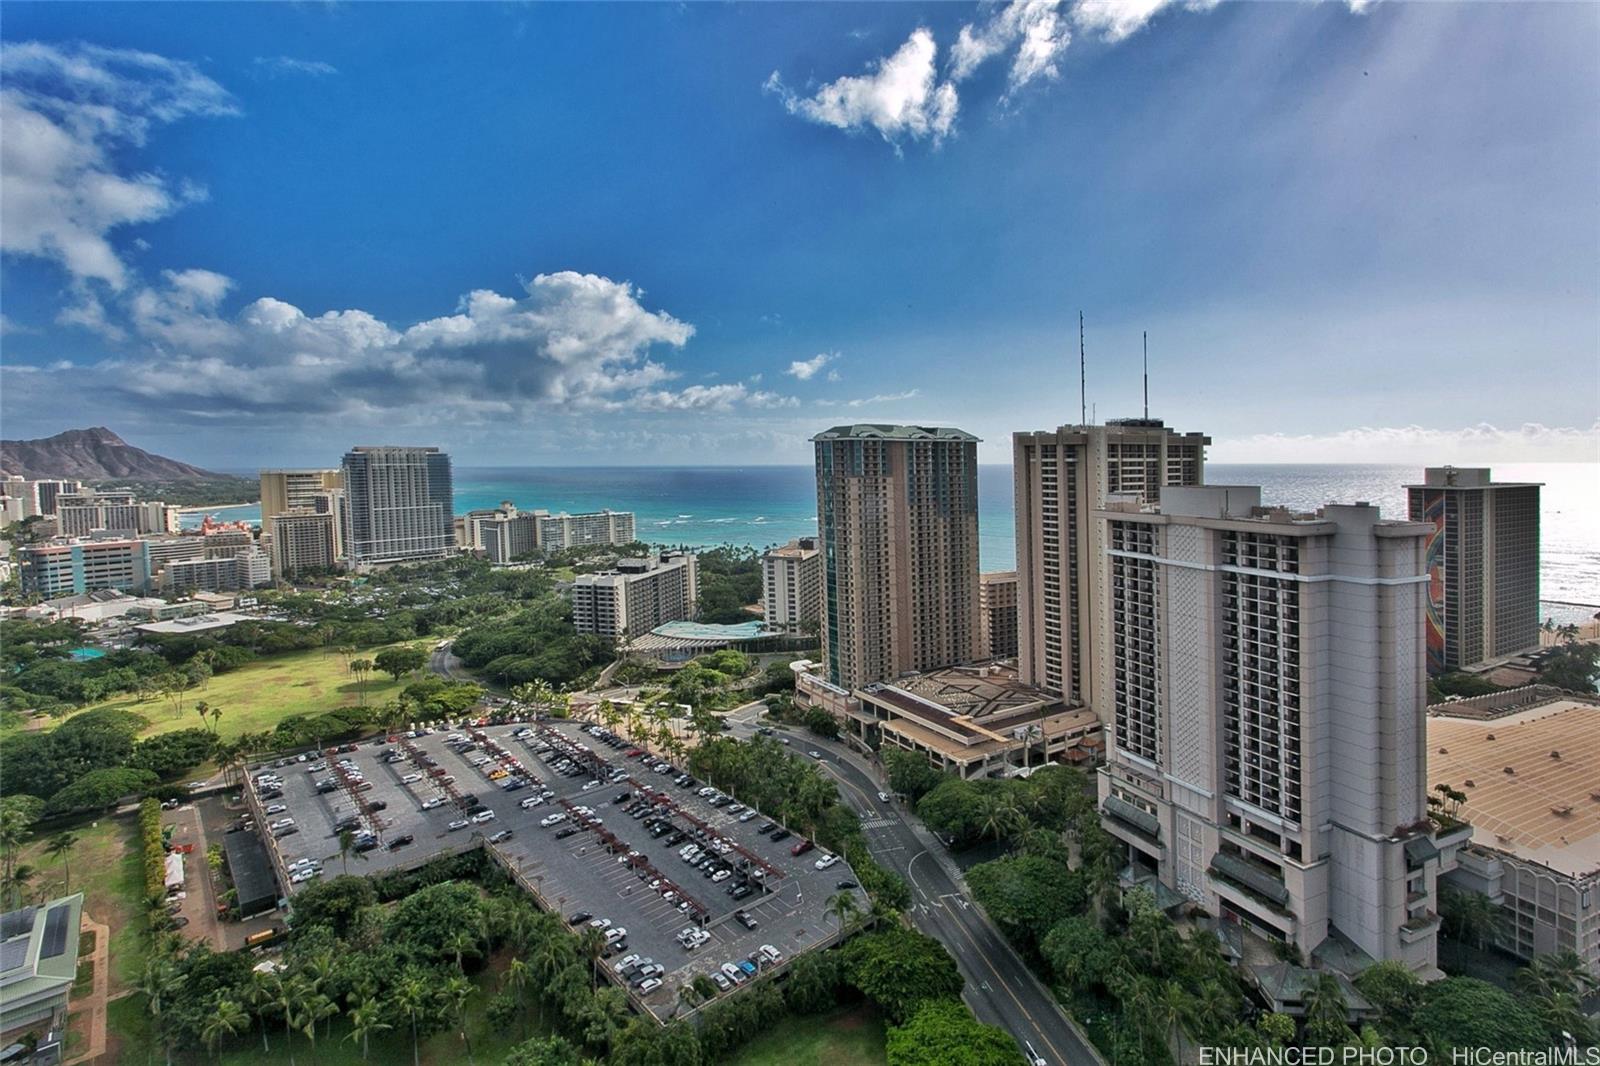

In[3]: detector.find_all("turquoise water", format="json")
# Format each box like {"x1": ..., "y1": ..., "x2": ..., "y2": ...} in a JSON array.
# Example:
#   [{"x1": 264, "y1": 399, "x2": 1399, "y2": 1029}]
[
  {"x1": 190, "y1": 463, "x2": 1597, "y2": 609},
  {"x1": 69, "y1": 647, "x2": 106, "y2": 661}
]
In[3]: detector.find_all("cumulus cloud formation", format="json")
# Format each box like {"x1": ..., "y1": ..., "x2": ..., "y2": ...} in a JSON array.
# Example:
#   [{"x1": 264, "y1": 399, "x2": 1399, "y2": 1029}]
[
  {"x1": 19, "y1": 267, "x2": 793, "y2": 423},
  {"x1": 952, "y1": 1, "x2": 1071, "y2": 94},
  {"x1": 765, "y1": 28, "x2": 958, "y2": 146},
  {"x1": 253, "y1": 56, "x2": 339, "y2": 77},
  {"x1": 0, "y1": 41, "x2": 237, "y2": 289},
  {"x1": 1211, "y1": 423, "x2": 1600, "y2": 464},
  {"x1": 786, "y1": 352, "x2": 840, "y2": 380}
]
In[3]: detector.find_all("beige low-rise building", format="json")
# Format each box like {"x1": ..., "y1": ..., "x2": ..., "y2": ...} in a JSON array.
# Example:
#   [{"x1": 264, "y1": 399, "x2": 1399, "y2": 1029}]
[
  {"x1": 1428, "y1": 694, "x2": 1600, "y2": 977},
  {"x1": 569, "y1": 551, "x2": 699, "y2": 640},
  {"x1": 795, "y1": 659, "x2": 1102, "y2": 780}
]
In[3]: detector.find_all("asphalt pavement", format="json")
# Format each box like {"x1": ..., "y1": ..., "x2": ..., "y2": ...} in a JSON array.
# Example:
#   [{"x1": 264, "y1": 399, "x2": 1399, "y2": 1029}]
[{"x1": 724, "y1": 711, "x2": 1104, "y2": 1066}]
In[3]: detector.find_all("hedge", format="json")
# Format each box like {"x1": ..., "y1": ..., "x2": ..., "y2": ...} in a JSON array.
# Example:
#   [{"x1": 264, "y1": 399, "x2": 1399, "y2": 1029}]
[{"x1": 139, "y1": 797, "x2": 165, "y2": 900}]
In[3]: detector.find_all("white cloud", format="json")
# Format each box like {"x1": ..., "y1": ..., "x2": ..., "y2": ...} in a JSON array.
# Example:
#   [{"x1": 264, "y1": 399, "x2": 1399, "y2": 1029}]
[
  {"x1": 253, "y1": 56, "x2": 338, "y2": 78},
  {"x1": 0, "y1": 41, "x2": 236, "y2": 290},
  {"x1": 786, "y1": 352, "x2": 839, "y2": 380},
  {"x1": 30, "y1": 267, "x2": 794, "y2": 423},
  {"x1": 1069, "y1": 0, "x2": 1187, "y2": 43},
  {"x1": 1210, "y1": 423, "x2": 1600, "y2": 464},
  {"x1": 952, "y1": 1, "x2": 1071, "y2": 96},
  {"x1": 765, "y1": 28, "x2": 958, "y2": 146},
  {"x1": 848, "y1": 388, "x2": 921, "y2": 406}
]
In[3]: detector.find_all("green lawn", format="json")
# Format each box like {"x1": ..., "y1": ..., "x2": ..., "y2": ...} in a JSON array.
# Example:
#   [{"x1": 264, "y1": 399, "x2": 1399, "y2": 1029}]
[
  {"x1": 78, "y1": 644, "x2": 426, "y2": 741},
  {"x1": 15, "y1": 814, "x2": 149, "y2": 996},
  {"x1": 726, "y1": 1005, "x2": 888, "y2": 1066}
]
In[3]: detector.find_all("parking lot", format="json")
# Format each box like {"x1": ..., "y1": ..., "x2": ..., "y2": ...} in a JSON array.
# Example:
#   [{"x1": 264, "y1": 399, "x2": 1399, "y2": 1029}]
[{"x1": 242, "y1": 717, "x2": 864, "y2": 1021}]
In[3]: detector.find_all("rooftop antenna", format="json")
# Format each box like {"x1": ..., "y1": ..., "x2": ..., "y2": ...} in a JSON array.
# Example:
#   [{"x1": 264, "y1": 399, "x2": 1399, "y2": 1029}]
[
  {"x1": 1078, "y1": 311, "x2": 1086, "y2": 427},
  {"x1": 1142, "y1": 330, "x2": 1149, "y2": 421}
]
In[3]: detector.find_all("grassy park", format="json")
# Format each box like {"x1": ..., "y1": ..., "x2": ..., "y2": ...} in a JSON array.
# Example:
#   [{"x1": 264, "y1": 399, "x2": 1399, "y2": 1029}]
[
  {"x1": 17, "y1": 643, "x2": 429, "y2": 743},
  {"x1": 727, "y1": 1006, "x2": 888, "y2": 1066}
]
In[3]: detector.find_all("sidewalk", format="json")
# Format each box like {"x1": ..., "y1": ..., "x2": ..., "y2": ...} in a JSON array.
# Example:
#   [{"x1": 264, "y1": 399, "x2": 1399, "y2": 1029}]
[{"x1": 62, "y1": 912, "x2": 109, "y2": 1065}]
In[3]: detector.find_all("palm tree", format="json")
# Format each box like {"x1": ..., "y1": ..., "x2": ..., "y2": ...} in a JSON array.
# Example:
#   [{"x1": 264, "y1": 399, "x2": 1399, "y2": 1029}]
[
  {"x1": 338, "y1": 829, "x2": 355, "y2": 876},
  {"x1": 45, "y1": 831, "x2": 77, "y2": 894},
  {"x1": 201, "y1": 996, "x2": 250, "y2": 1064},
  {"x1": 578, "y1": 926, "x2": 607, "y2": 990},
  {"x1": 825, "y1": 890, "x2": 861, "y2": 931},
  {"x1": 1151, "y1": 980, "x2": 1196, "y2": 1063},
  {"x1": 445, "y1": 927, "x2": 478, "y2": 973},
  {"x1": 3, "y1": 864, "x2": 35, "y2": 909},
  {"x1": 273, "y1": 974, "x2": 302, "y2": 1066},
  {"x1": 443, "y1": 973, "x2": 476, "y2": 1066},
  {"x1": 350, "y1": 659, "x2": 373, "y2": 706},
  {"x1": 247, "y1": 971, "x2": 280, "y2": 1053},
  {"x1": 344, "y1": 996, "x2": 392, "y2": 1061},
  {"x1": 141, "y1": 956, "x2": 187, "y2": 1066},
  {"x1": 392, "y1": 971, "x2": 429, "y2": 1066},
  {"x1": 502, "y1": 957, "x2": 532, "y2": 1037},
  {"x1": 1301, "y1": 973, "x2": 1352, "y2": 1046},
  {"x1": 528, "y1": 935, "x2": 572, "y2": 1027},
  {"x1": 0, "y1": 806, "x2": 33, "y2": 884},
  {"x1": 210, "y1": 705, "x2": 224, "y2": 734}
]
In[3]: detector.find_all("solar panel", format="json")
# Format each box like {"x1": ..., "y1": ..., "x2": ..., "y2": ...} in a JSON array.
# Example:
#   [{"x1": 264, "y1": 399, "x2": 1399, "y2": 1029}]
[
  {"x1": 39, "y1": 904, "x2": 69, "y2": 960},
  {"x1": 0, "y1": 938, "x2": 29, "y2": 976},
  {"x1": 0, "y1": 907, "x2": 37, "y2": 941}
]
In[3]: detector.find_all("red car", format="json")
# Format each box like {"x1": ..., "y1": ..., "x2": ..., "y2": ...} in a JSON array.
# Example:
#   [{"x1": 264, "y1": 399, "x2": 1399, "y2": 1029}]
[{"x1": 790, "y1": 840, "x2": 814, "y2": 857}]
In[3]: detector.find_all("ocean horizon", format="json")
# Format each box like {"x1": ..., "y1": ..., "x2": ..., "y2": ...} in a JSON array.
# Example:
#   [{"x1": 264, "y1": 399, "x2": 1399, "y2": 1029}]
[{"x1": 198, "y1": 462, "x2": 1598, "y2": 614}]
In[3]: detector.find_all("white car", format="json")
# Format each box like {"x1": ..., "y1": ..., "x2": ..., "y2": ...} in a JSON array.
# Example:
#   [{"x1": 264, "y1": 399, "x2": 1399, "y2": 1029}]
[
  {"x1": 582, "y1": 780, "x2": 600, "y2": 791},
  {"x1": 401, "y1": 772, "x2": 423, "y2": 784},
  {"x1": 638, "y1": 977, "x2": 662, "y2": 994},
  {"x1": 421, "y1": 797, "x2": 444, "y2": 810},
  {"x1": 877, "y1": 791, "x2": 892, "y2": 803},
  {"x1": 540, "y1": 813, "x2": 567, "y2": 827},
  {"x1": 588, "y1": 917, "x2": 613, "y2": 930},
  {"x1": 738, "y1": 810, "x2": 757, "y2": 822},
  {"x1": 758, "y1": 944, "x2": 782, "y2": 963},
  {"x1": 711, "y1": 869, "x2": 732, "y2": 883},
  {"x1": 711, "y1": 972, "x2": 731, "y2": 991},
  {"x1": 264, "y1": 804, "x2": 287, "y2": 815},
  {"x1": 612, "y1": 953, "x2": 641, "y2": 974},
  {"x1": 814, "y1": 854, "x2": 840, "y2": 871},
  {"x1": 807, "y1": 750, "x2": 823, "y2": 760},
  {"x1": 605, "y1": 927, "x2": 628, "y2": 943},
  {"x1": 448, "y1": 819, "x2": 470, "y2": 832},
  {"x1": 267, "y1": 818, "x2": 294, "y2": 831},
  {"x1": 519, "y1": 796, "x2": 544, "y2": 809}
]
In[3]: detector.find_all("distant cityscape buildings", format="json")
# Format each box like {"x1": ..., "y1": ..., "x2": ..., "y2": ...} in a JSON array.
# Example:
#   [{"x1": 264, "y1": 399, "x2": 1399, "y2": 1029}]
[
  {"x1": 465, "y1": 503, "x2": 638, "y2": 564},
  {"x1": 340, "y1": 446, "x2": 456, "y2": 567},
  {"x1": 977, "y1": 571, "x2": 1019, "y2": 660},
  {"x1": 1406, "y1": 466, "x2": 1541, "y2": 674},
  {"x1": 18, "y1": 538, "x2": 152, "y2": 597},
  {"x1": 813, "y1": 424, "x2": 982, "y2": 691},
  {"x1": 762, "y1": 536, "x2": 821, "y2": 632},
  {"x1": 569, "y1": 551, "x2": 700, "y2": 640}
]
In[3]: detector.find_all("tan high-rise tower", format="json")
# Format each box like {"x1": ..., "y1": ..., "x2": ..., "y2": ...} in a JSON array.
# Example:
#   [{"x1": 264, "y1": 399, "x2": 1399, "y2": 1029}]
[
  {"x1": 813, "y1": 424, "x2": 982, "y2": 691},
  {"x1": 1012, "y1": 418, "x2": 1209, "y2": 708},
  {"x1": 260, "y1": 469, "x2": 344, "y2": 520}
]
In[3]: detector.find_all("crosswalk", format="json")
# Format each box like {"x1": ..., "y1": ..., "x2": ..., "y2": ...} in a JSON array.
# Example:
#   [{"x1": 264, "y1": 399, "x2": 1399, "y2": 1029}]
[{"x1": 860, "y1": 816, "x2": 898, "y2": 830}]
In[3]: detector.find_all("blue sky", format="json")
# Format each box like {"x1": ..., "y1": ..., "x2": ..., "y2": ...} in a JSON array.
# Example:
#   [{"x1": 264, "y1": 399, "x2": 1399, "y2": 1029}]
[{"x1": 2, "y1": 1, "x2": 1596, "y2": 467}]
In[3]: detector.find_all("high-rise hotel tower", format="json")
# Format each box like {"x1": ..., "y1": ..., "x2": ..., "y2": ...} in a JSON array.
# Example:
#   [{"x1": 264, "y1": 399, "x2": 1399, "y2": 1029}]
[
  {"x1": 813, "y1": 424, "x2": 982, "y2": 691},
  {"x1": 340, "y1": 446, "x2": 455, "y2": 566},
  {"x1": 1406, "y1": 467, "x2": 1541, "y2": 674},
  {"x1": 1012, "y1": 419, "x2": 1210, "y2": 708},
  {"x1": 1095, "y1": 485, "x2": 1451, "y2": 970}
]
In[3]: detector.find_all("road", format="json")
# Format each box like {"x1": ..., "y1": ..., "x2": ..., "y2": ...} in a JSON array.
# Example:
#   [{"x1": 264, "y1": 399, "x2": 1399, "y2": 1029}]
[
  {"x1": 430, "y1": 639, "x2": 465, "y2": 680},
  {"x1": 723, "y1": 707, "x2": 1103, "y2": 1066}
]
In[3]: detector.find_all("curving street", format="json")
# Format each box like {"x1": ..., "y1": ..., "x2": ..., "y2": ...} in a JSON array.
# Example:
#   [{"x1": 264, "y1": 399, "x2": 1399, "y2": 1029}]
[{"x1": 723, "y1": 705, "x2": 1104, "y2": 1066}]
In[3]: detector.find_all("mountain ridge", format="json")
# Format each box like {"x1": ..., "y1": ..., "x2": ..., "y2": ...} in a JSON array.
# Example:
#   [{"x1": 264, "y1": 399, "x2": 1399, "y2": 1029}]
[{"x1": 0, "y1": 427, "x2": 226, "y2": 480}]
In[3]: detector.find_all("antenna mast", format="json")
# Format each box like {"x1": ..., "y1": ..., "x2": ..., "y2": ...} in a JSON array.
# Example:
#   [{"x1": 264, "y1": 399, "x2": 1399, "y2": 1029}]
[
  {"x1": 1142, "y1": 330, "x2": 1149, "y2": 421},
  {"x1": 1079, "y1": 311, "x2": 1086, "y2": 427}
]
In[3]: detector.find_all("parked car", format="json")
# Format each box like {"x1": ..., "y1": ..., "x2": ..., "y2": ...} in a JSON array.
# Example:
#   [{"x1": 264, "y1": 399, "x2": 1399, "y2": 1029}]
[
  {"x1": 734, "y1": 910, "x2": 758, "y2": 930},
  {"x1": 567, "y1": 911, "x2": 593, "y2": 925},
  {"x1": 814, "y1": 853, "x2": 839, "y2": 870},
  {"x1": 388, "y1": 835, "x2": 414, "y2": 850},
  {"x1": 447, "y1": 819, "x2": 470, "y2": 832}
]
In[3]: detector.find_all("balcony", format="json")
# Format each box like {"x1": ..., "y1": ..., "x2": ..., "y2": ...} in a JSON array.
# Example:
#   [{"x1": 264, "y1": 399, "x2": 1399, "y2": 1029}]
[
  {"x1": 1209, "y1": 851, "x2": 1291, "y2": 907},
  {"x1": 1103, "y1": 795, "x2": 1162, "y2": 841}
]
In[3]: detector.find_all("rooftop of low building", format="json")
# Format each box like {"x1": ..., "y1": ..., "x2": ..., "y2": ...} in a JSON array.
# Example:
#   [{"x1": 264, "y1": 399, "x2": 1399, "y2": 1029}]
[{"x1": 1427, "y1": 699, "x2": 1600, "y2": 880}]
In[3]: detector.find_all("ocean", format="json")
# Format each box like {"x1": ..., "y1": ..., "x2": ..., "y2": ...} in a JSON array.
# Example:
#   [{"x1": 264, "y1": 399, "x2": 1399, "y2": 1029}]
[{"x1": 191, "y1": 462, "x2": 1598, "y2": 616}]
